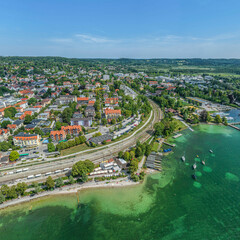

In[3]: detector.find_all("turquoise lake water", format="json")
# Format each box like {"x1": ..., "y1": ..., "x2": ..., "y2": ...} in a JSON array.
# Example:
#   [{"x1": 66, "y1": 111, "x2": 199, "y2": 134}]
[{"x1": 0, "y1": 125, "x2": 239, "y2": 240}]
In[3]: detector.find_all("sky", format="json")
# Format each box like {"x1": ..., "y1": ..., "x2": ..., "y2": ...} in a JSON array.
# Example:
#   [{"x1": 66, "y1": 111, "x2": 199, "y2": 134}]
[{"x1": 1, "y1": 0, "x2": 240, "y2": 58}]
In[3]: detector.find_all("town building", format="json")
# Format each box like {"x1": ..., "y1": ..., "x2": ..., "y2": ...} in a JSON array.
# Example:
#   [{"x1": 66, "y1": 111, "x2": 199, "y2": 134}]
[
  {"x1": 104, "y1": 109, "x2": 121, "y2": 120},
  {"x1": 13, "y1": 133, "x2": 40, "y2": 147}
]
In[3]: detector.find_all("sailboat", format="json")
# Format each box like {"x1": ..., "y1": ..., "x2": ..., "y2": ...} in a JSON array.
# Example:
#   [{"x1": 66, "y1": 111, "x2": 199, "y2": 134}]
[
  {"x1": 181, "y1": 152, "x2": 185, "y2": 162},
  {"x1": 192, "y1": 163, "x2": 197, "y2": 170}
]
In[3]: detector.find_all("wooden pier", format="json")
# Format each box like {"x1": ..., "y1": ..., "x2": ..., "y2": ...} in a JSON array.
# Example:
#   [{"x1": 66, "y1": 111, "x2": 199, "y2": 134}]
[
  {"x1": 145, "y1": 152, "x2": 162, "y2": 171},
  {"x1": 163, "y1": 142, "x2": 176, "y2": 147},
  {"x1": 228, "y1": 124, "x2": 240, "y2": 131}
]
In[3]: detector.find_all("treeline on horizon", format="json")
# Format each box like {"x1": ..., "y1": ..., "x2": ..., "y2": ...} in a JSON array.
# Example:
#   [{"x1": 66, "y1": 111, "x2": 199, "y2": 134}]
[{"x1": 1, "y1": 56, "x2": 240, "y2": 75}]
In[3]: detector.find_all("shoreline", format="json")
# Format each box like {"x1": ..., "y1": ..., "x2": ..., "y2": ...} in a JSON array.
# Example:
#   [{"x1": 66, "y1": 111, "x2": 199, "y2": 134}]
[{"x1": 0, "y1": 177, "x2": 141, "y2": 210}]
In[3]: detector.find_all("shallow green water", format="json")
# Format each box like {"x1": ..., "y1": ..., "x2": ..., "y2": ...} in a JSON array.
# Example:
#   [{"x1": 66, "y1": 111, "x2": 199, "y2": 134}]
[{"x1": 0, "y1": 125, "x2": 240, "y2": 240}]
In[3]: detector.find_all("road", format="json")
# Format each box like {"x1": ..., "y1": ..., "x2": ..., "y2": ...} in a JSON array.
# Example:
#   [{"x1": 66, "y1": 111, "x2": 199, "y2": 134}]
[{"x1": 0, "y1": 100, "x2": 162, "y2": 185}]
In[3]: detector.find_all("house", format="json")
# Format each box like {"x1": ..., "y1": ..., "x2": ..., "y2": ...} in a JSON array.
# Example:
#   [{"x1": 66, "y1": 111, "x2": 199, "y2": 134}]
[
  {"x1": 38, "y1": 112, "x2": 49, "y2": 120},
  {"x1": 105, "y1": 98, "x2": 118, "y2": 106},
  {"x1": 13, "y1": 133, "x2": 40, "y2": 147},
  {"x1": 149, "y1": 81, "x2": 158, "y2": 86},
  {"x1": 13, "y1": 119, "x2": 24, "y2": 128},
  {"x1": 70, "y1": 117, "x2": 92, "y2": 127},
  {"x1": 116, "y1": 158, "x2": 128, "y2": 169},
  {"x1": 25, "y1": 124, "x2": 37, "y2": 131},
  {"x1": 89, "y1": 134, "x2": 113, "y2": 145},
  {"x1": 0, "y1": 155, "x2": 9, "y2": 165},
  {"x1": 0, "y1": 129, "x2": 10, "y2": 142},
  {"x1": 85, "y1": 106, "x2": 95, "y2": 117},
  {"x1": 50, "y1": 125, "x2": 82, "y2": 142},
  {"x1": 104, "y1": 109, "x2": 121, "y2": 120},
  {"x1": 77, "y1": 97, "x2": 89, "y2": 105},
  {"x1": 7, "y1": 124, "x2": 17, "y2": 132},
  {"x1": 88, "y1": 100, "x2": 95, "y2": 106},
  {"x1": 55, "y1": 95, "x2": 77, "y2": 105},
  {"x1": 61, "y1": 125, "x2": 82, "y2": 136},
  {"x1": 50, "y1": 130, "x2": 66, "y2": 142},
  {"x1": 19, "y1": 111, "x2": 32, "y2": 120},
  {"x1": 19, "y1": 90, "x2": 34, "y2": 98}
]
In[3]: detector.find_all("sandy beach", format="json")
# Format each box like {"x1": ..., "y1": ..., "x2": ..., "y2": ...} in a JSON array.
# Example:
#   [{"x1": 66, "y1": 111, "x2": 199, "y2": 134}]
[{"x1": 0, "y1": 177, "x2": 139, "y2": 210}]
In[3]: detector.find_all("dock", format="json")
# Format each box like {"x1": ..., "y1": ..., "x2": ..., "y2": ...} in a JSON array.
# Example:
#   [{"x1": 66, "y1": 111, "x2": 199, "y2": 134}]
[
  {"x1": 173, "y1": 133, "x2": 182, "y2": 139},
  {"x1": 145, "y1": 152, "x2": 162, "y2": 171},
  {"x1": 228, "y1": 124, "x2": 240, "y2": 131},
  {"x1": 229, "y1": 122, "x2": 240, "y2": 125},
  {"x1": 163, "y1": 142, "x2": 175, "y2": 147}
]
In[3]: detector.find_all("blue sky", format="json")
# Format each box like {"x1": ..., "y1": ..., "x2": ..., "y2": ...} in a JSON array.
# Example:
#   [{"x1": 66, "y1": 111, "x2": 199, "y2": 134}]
[{"x1": 0, "y1": 0, "x2": 240, "y2": 58}]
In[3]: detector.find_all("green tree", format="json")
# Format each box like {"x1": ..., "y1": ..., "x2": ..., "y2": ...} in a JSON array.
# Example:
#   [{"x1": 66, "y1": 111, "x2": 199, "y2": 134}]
[
  {"x1": 72, "y1": 160, "x2": 94, "y2": 177},
  {"x1": 81, "y1": 172, "x2": 88, "y2": 182},
  {"x1": 66, "y1": 134, "x2": 71, "y2": 140},
  {"x1": 4, "y1": 107, "x2": 17, "y2": 119},
  {"x1": 118, "y1": 151, "x2": 124, "y2": 158},
  {"x1": 24, "y1": 114, "x2": 32, "y2": 124},
  {"x1": 101, "y1": 118, "x2": 107, "y2": 125},
  {"x1": 33, "y1": 182, "x2": 41, "y2": 194},
  {"x1": 95, "y1": 112, "x2": 101, "y2": 119},
  {"x1": 9, "y1": 151, "x2": 20, "y2": 162},
  {"x1": 123, "y1": 151, "x2": 130, "y2": 161},
  {"x1": 131, "y1": 173, "x2": 139, "y2": 182},
  {"x1": 8, "y1": 186, "x2": 17, "y2": 199},
  {"x1": 28, "y1": 98, "x2": 37, "y2": 105},
  {"x1": 145, "y1": 144, "x2": 152, "y2": 157},
  {"x1": 15, "y1": 182, "x2": 27, "y2": 196},
  {"x1": 55, "y1": 178, "x2": 64, "y2": 188},
  {"x1": 1, "y1": 120, "x2": 11, "y2": 129},
  {"x1": 61, "y1": 107, "x2": 73, "y2": 124},
  {"x1": 111, "y1": 119, "x2": 116, "y2": 125},
  {"x1": 75, "y1": 137, "x2": 80, "y2": 145},
  {"x1": 0, "y1": 192, "x2": 5, "y2": 203},
  {"x1": 48, "y1": 143, "x2": 55, "y2": 152},
  {"x1": 135, "y1": 147, "x2": 143, "y2": 157},
  {"x1": 68, "y1": 175, "x2": 75, "y2": 184},
  {"x1": 214, "y1": 115, "x2": 222, "y2": 124},
  {"x1": 45, "y1": 176, "x2": 55, "y2": 190}
]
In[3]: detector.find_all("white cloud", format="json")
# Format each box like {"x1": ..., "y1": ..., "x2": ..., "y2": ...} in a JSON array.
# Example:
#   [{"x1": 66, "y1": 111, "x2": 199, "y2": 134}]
[{"x1": 75, "y1": 34, "x2": 115, "y2": 43}]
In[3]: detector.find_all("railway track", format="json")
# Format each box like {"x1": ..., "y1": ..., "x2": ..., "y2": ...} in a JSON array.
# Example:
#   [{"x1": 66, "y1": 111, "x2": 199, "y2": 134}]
[{"x1": 0, "y1": 100, "x2": 162, "y2": 185}]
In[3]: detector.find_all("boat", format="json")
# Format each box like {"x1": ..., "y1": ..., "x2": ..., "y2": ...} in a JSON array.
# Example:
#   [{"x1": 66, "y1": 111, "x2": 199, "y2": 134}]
[
  {"x1": 181, "y1": 151, "x2": 185, "y2": 162},
  {"x1": 209, "y1": 149, "x2": 213, "y2": 153},
  {"x1": 192, "y1": 163, "x2": 197, "y2": 170},
  {"x1": 192, "y1": 174, "x2": 197, "y2": 180},
  {"x1": 201, "y1": 160, "x2": 205, "y2": 165}
]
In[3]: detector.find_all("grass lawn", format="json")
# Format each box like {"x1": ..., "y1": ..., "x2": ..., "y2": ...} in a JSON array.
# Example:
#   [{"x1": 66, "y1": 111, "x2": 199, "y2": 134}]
[
  {"x1": 152, "y1": 142, "x2": 159, "y2": 152},
  {"x1": 61, "y1": 143, "x2": 90, "y2": 156},
  {"x1": 172, "y1": 119, "x2": 187, "y2": 131}
]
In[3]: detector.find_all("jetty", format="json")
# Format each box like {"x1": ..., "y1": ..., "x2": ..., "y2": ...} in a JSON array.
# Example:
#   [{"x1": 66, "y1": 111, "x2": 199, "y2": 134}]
[
  {"x1": 145, "y1": 152, "x2": 162, "y2": 171},
  {"x1": 173, "y1": 133, "x2": 182, "y2": 139},
  {"x1": 163, "y1": 141, "x2": 175, "y2": 147},
  {"x1": 229, "y1": 122, "x2": 240, "y2": 125},
  {"x1": 228, "y1": 124, "x2": 240, "y2": 131}
]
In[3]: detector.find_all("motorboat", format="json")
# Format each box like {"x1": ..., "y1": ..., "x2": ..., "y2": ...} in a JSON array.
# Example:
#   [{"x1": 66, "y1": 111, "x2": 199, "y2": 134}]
[
  {"x1": 209, "y1": 149, "x2": 213, "y2": 153},
  {"x1": 192, "y1": 163, "x2": 197, "y2": 170},
  {"x1": 201, "y1": 160, "x2": 205, "y2": 165},
  {"x1": 192, "y1": 174, "x2": 197, "y2": 180},
  {"x1": 181, "y1": 156, "x2": 185, "y2": 162}
]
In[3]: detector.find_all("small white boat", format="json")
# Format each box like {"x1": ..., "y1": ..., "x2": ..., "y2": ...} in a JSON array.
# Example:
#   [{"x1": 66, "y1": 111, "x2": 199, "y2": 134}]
[
  {"x1": 181, "y1": 156, "x2": 185, "y2": 162},
  {"x1": 201, "y1": 161, "x2": 205, "y2": 165},
  {"x1": 192, "y1": 163, "x2": 197, "y2": 170},
  {"x1": 209, "y1": 149, "x2": 213, "y2": 153}
]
